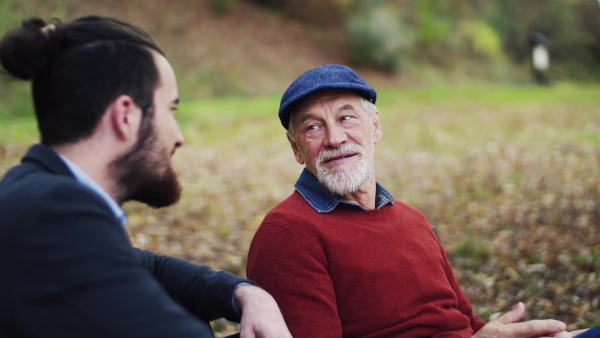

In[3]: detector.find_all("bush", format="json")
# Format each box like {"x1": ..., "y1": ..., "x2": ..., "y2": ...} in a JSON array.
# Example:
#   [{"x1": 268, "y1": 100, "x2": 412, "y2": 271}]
[
  {"x1": 346, "y1": 6, "x2": 413, "y2": 72},
  {"x1": 450, "y1": 20, "x2": 503, "y2": 60}
]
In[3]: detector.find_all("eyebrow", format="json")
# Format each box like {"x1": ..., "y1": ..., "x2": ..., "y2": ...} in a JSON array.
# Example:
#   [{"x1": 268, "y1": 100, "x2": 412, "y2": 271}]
[
  {"x1": 298, "y1": 103, "x2": 357, "y2": 124},
  {"x1": 299, "y1": 112, "x2": 313, "y2": 125}
]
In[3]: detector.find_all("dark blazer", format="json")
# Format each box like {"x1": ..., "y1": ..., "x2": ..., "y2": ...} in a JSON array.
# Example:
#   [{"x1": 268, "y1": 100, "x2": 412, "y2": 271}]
[{"x1": 0, "y1": 144, "x2": 249, "y2": 337}]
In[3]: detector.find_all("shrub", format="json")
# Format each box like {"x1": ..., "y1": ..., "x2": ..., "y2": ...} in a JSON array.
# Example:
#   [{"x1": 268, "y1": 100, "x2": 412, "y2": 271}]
[
  {"x1": 346, "y1": 6, "x2": 413, "y2": 72},
  {"x1": 451, "y1": 20, "x2": 503, "y2": 60}
]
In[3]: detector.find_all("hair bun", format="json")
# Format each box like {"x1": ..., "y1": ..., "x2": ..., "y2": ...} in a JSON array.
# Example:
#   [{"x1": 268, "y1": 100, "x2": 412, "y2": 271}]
[{"x1": 0, "y1": 18, "x2": 60, "y2": 80}]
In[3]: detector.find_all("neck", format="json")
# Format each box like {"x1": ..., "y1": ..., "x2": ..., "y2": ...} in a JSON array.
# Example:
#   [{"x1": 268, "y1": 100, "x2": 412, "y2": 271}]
[
  {"x1": 52, "y1": 142, "x2": 121, "y2": 204},
  {"x1": 340, "y1": 175, "x2": 377, "y2": 210}
]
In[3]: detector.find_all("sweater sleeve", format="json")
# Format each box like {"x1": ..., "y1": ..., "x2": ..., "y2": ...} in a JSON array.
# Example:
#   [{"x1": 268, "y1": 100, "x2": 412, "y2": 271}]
[
  {"x1": 439, "y1": 242, "x2": 487, "y2": 334},
  {"x1": 247, "y1": 220, "x2": 342, "y2": 338},
  {"x1": 408, "y1": 202, "x2": 486, "y2": 336},
  {"x1": 132, "y1": 248, "x2": 251, "y2": 323}
]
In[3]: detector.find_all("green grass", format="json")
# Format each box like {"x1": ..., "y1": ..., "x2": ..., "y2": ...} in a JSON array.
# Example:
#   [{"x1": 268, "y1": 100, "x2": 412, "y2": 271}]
[
  {"x1": 0, "y1": 117, "x2": 38, "y2": 144},
  {"x1": 177, "y1": 94, "x2": 283, "y2": 145},
  {"x1": 373, "y1": 83, "x2": 600, "y2": 161},
  {"x1": 3, "y1": 82, "x2": 598, "y2": 147}
]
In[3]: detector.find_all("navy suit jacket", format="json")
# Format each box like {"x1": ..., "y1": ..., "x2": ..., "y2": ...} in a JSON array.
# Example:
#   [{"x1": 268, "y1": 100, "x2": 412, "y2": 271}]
[{"x1": 0, "y1": 144, "x2": 250, "y2": 337}]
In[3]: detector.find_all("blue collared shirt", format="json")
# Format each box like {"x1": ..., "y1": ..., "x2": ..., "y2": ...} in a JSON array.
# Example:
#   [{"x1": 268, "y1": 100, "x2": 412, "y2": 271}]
[
  {"x1": 294, "y1": 168, "x2": 394, "y2": 213},
  {"x1": 59, "y1": 154, "x2": 127, "y2": 227}
]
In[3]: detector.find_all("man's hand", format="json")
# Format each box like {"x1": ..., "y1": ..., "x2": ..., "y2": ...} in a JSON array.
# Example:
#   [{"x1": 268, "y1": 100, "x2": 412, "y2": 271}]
[
  {"x1": 552, "y1": 329, "x2": 589, "y2": 337},
  {"x1": 472, "y1": 302, "x2": 566, "y2": 338},
  {"x1": 234, "y1": 284, "x2": 292, "y2": 338}
]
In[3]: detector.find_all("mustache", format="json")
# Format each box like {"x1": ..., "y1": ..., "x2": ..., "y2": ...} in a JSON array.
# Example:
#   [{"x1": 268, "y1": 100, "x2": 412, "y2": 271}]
[{"x1": 316, "y1": 144, "x2": 365, "y2": 166}]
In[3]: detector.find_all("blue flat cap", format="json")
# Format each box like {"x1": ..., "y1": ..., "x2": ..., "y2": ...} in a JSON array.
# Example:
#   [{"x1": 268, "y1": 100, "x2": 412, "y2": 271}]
[{"x1": 278, "y1": 64, "x2": 377, "y2": 129}]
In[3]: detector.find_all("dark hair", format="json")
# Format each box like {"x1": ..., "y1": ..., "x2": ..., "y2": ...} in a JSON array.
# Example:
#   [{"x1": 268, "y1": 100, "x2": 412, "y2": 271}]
[{"x1": 0, "y1": 16, "x2": 164, "y2": 146}]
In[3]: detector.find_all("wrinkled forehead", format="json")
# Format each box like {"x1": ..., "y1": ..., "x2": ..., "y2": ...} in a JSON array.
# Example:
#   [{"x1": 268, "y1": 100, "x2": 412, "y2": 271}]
[{"x1": 292, "y1": 90, "x2": 364, "y2": 116}]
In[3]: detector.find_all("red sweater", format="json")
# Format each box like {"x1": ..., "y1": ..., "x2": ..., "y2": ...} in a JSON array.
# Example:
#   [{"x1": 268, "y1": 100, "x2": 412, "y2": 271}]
[{"x1": 247, "y1": 191, "x2": 485, "y2": 337}]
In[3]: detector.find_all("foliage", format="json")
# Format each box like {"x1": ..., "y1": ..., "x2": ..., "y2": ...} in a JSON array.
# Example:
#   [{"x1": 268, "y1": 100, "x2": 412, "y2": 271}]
[
  {"x1": 498, "y1": 0, "x2": 560, "y2": 61},
  {"x1": 576, "y1": 0, "x2": 600, "y2": 64},
  {"x1": 484, "y1": 0, "x2": 600, "y2": 74},
  {"x1": 412, "y1": 0, "x2": 454, "y2": 47},
  {"x1": 453, "y1": 20, "x2": 503, "y2": 60},
  {"x1": 346, "y1": 5, "x2": 413, "y2": 72},
  {"x1": 350, "y1": 0, "x2": 600, "y2": 78}
]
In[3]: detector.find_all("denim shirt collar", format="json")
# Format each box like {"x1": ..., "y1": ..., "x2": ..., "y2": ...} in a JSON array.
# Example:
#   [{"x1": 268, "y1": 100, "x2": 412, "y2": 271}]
[{"x1": 294, "y1": 168, "x2": 394, "y2": 213}]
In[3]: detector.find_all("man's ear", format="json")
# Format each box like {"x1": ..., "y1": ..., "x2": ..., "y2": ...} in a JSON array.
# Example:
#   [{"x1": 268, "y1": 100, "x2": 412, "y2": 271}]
[
  {"x1": 287, "y1": 133, "x2": 305, "y2": 165},
  {"x1": 108, "y1": 95, "x2": 142, "y2": 142},
  {"x1": 372, "y1": 109, "x2": 382, "y2": 144}
]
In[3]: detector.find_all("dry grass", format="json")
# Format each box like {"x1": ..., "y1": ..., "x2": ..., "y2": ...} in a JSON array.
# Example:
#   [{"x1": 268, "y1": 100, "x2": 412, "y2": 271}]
[
  {"x1": 1, "y1": 83, "x2": 599, "y2": 335},
  {"x1": 123, "y1": 83, "x2": 600, "y2": 334}
]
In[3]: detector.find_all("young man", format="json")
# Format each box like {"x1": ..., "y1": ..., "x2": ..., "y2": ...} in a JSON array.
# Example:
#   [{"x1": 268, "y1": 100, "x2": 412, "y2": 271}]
[
  {"x1": 247, "y1": 64, "x2": 584, "y2": 337},
  {"x1": 0, "y1": 16, "x2": 290, "y2": 337}
]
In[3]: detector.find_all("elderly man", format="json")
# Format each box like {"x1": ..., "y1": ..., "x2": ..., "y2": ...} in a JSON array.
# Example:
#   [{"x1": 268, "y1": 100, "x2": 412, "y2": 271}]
[
  {"x1": 0, "y1": 16, "x2": 290, "y2": 337},
  {"x1": 247, "y1": 64, "x2": 583, "y2": 337}
]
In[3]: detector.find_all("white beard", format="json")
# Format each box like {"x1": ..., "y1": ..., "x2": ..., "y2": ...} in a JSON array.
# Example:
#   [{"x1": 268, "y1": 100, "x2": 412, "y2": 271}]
[{"x1": 315, "y1": 143, "x2": 372, "y2": 196}]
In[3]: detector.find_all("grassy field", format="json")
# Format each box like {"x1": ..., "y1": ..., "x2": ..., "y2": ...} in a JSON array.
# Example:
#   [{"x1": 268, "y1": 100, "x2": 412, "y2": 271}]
[{"x1": 1, "y1": 82, "x2": 599, "y2": 335}]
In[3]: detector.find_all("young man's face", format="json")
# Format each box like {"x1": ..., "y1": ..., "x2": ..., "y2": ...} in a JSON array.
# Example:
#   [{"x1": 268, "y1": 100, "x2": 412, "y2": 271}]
[
  {"x1": 288, "y1": 91, "x2": 382, "y2": 197},
  {"x1": 113, "y1": 51, "x2": 184, "y2": 208},
  {"x1": 150, "y1": 51, "x2": 184, "y2": 160}
]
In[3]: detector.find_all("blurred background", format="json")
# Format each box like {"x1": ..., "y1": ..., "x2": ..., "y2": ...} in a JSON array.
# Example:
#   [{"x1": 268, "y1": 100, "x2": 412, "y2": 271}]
[
  {"x1": 2, "y1": 0, "x2": 600, "y2": 109},
  {"x1": 1, "y1": 0, "x2": 599, "y2": 336}
]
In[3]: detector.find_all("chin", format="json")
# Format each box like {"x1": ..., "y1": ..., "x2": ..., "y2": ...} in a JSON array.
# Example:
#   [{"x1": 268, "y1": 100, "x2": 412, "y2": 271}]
[{"x1": 127, "y1": 165, "x2": 182, "y2": 208}]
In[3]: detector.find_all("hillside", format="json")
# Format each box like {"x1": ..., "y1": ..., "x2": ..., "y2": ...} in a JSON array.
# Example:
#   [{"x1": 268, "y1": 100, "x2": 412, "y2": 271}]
[{"x1": 4, "y1": 0, "x2": 402, "y2": 98}]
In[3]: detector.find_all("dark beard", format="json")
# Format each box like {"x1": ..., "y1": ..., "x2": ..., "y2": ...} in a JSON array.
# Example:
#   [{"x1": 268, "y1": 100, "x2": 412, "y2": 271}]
[{"x1": 111, "y1": 115, "x2": 182, "y2": 208}]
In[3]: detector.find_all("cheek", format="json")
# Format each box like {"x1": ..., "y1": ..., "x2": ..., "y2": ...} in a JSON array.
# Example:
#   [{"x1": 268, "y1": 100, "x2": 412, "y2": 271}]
[
  {"x1": 305, "y1": 148, "x2": 321, "y2": 167},
  {"x1": 296, "y1": 138, "x2": 323, "y2": 166},
  {"x1": 351, "y1": 128, "x2": 375, "y2": 146}
]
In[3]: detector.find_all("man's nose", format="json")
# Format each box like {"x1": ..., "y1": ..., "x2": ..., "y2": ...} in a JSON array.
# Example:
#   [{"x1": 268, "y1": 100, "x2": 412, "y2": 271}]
[
  {"x1": 323, "y1": 124, "x2": 346, "y2": 148},
  {"x1": 174, "y1": 124, "x2": 184, "y2": 149}
]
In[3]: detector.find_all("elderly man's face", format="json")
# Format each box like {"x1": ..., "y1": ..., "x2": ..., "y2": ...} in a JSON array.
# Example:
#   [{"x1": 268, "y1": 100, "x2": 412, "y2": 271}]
[{"x1": 288, "y1": 92, "x2": 382, "y2": 196}]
